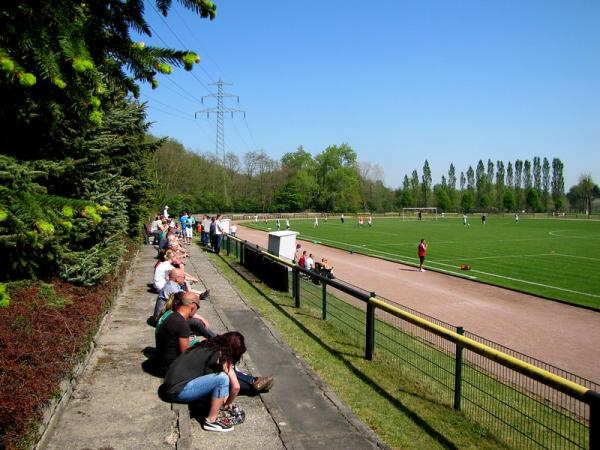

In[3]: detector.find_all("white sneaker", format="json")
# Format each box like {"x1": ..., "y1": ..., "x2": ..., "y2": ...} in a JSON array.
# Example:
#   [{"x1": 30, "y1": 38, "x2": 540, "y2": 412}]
[
  {"x1": 203, "y1": 418, "x2": 234, "y2": 432},
  {"x1": 420, "y1": 269, "x2": 426, "y2": 272}
]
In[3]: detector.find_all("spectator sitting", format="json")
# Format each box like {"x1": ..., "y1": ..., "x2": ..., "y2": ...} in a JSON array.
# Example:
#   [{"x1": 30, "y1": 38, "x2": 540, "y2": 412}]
[
  {"x1": 294, "y1": 244, "x2": 301, "y2": 263},
  {"x1": 157, "y1": 221, "x2": 170, "y2": 255},
  {"x1": 156, "y1": 297, "x2": 274, "y2": 404},
  {"x1": 297, "y1": 250, "x2": 307, "y2": 269},
  {"x1": 160, "y1": 332, "x2": 274, "y2": 432},
  {"x1": 320, "y1": 258, "x2": 335, "y2": 279},
  {"x1": 150, "y1": 215, "x2": 163, "y2": 244},
  {"x1": 155, "y1": 293, "x2": 199, "y2": 369},
  {"x1": 153, "y1": 250, "x2": 177, "y2": 292},
  {"x1": 304, "y1": 253, "x2": 315, "y2": 271},
  {"x1": 157, "y1": 290, "x2": 215, "y2": 341},
  {"x1": 153, "y1": 268, "x2": 208, "y2": 322}
]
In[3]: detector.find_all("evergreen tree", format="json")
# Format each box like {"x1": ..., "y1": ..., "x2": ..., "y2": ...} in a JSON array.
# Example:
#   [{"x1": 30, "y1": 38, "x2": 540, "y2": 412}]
[
  {"x1": 542, "y1": 157, "x2": 551, "y2": 211},
  {"x1": 551, "y1": 158, "x2": 565, "y2": 211},
  {"x1": 410, "y1": 170, "x2": 420, "y2": 206},
  {"x1": 533, "y1": 156, "x2": 542, "y2": 192},
  {"x1": 421, "y1": 160, "x2": 432, "y2": 206},
  {"x1": 524, "y1": 160, "x2": 532, "y2": 190},
  {"x1": 506, "y1": 162, "x2": 514, "y2": 189},
  {"x1": 495, "y1": 160, "x2": 505, "y2": 209},
  {"x1": 466, "y1": 166, "x2": 475, "y2": 192}
]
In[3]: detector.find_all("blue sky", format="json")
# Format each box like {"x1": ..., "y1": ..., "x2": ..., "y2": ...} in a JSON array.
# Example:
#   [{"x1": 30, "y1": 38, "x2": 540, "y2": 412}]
[{"x1": 137, "y1": 0, "x2": 600, "y2": 190}]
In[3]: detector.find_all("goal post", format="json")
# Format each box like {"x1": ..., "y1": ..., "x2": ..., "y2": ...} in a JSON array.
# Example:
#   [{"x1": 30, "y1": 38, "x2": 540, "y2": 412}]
[{"x1": 402, "y1": 207, "x2": 438, "y2": 221}]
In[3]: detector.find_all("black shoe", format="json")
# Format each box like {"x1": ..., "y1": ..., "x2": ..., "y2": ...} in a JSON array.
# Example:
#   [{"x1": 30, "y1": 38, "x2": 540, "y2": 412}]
[{"x1": 200, "y1": 289, "x2": 210, "y2": 300}]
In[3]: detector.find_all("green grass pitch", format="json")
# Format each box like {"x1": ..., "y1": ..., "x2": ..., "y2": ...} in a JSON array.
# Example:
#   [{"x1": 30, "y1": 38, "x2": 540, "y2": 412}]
[{"x1": 248, "y1": 215, "x2": 600, "y2": 310}]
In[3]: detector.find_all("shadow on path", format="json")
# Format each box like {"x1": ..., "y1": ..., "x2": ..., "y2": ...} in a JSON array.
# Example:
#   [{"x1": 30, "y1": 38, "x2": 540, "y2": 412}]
[{"x1": 218, "y1": 255, "x2": 459, "y2": 450}]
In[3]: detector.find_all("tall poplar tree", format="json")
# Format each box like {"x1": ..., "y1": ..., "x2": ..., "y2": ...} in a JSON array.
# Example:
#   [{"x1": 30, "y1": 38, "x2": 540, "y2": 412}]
[
  {"x1": 551, "y1": 158, "x2": 565, "y2": 211},
  {"x1": 422, "y1": 160, "x2": 432, "y2": 206},
  {"x1": 542, "y1": 157, "x2": 551, "y2": 211}
]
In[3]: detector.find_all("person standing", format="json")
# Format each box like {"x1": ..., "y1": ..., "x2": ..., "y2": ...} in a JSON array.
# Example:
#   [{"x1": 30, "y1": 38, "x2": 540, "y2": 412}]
[
  {"x1": 418, "y1": 238, "x2": 428, "y2": 272},
  {"x1": 515, "y1": 213, "x2": 519, "y2": 223},
  {"x1": 201, "y1": 215, "x2": 211, "y2": 247},
  {"x1": 367, "y1": 215, "x2": 372, "y2": 227},
  {"x1": 463, "y1": 214, "x2": 468, "y2": 226},
  {"x1": 214, "y1": 214, "x2": 223, "y2": 254},
  {"x1": 285, "y1": 218, "x2": 290, "y2": 230},
  {"x1": 179, "y1": 211, "x2": 189, "y2": 245},
  {"x1": 481, "y1": 213, "x2": 486, "y2": 225},
  {"x1": 163, "y1": 205, "x2": 170, "y2": 219},
  {"x1": 314, "y1": 216, "x2": 319, "y2": 227},
  {"x1": 187, "y1": 212, "x2": 195, "y2": 244},
  {"x1": 418, "y1": 211, "x2": 422, "y2": 221},
  {"x1": 230, "y1": 223, "x2": 237, "y2": 237},
  {"x1": 340, "y1": 213, "x2": 344, "y2": 224},
  {"x1": 276, "y1": 218, "x2": 281, "y2": 230}
]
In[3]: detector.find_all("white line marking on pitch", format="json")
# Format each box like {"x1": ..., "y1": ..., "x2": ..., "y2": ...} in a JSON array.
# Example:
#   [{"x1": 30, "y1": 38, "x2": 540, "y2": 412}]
[
  {"x1": 549, "y1": 230, "x2": 600, "y2": 239},
  {"x1": 435, "y1": 253, "x2": 553, "y2": 262},
  {"x1": 553, "y1": 253, "x2": 600, "y2": 262}
]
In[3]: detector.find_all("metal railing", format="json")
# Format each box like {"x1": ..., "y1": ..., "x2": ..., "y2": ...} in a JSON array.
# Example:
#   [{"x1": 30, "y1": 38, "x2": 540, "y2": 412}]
[{"x1": 223, "y1": 235, "x2": 600, "y2": 449}]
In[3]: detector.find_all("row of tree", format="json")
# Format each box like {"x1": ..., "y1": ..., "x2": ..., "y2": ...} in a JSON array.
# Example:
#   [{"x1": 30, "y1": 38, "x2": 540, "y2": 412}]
[
  {"x1": 154, "y1": 140, "x2": 395, "y2": 213},
  {"x1": 0, "y1": 0, "x2": 217, "y2": 284},
  {"x1": 401, "y1": 158, "x2": 566, "y2": 212},
  {"x1": 155, "y1": 140, "x2": 598, "y2": 214}
]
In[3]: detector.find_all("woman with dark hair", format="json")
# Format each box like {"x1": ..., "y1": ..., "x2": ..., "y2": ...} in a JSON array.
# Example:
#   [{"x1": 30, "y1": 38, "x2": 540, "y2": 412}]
[{"x1": 160, "y1": 332, "x2": 245, "y2": 432}]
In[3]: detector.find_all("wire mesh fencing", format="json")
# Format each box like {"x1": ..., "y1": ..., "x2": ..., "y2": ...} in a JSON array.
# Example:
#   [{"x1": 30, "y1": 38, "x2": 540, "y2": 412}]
[{"x1": 222, "y1": 235, "x2": 598, "y2": 449}]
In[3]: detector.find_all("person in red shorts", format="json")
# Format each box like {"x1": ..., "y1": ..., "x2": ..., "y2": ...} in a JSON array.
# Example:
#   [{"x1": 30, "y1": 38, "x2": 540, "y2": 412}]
[{"x1": 418, "y1": 238, "x2": 428, "y2": 272}]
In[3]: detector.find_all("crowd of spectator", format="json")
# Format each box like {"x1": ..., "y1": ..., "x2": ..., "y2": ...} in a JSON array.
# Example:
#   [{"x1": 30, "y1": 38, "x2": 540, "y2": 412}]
[
  {"x1": 294, "y1": 245, "x2": 335, "y2": 280},
  {"x1": 148, "y1": 208, "x2": 273, "y2": 433}
]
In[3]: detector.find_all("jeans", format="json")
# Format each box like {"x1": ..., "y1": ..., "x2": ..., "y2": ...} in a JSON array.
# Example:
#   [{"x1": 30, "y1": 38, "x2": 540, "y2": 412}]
[
  {"x1": 235, "y1": 369, "x2": 257, "y2": 395},
  {"x1": 214, "y1": 234, "x2": 222, "y2": 254},
  {"x1": 170, "y1": 372, "x2": 229, "y2": 402},
  {"x1": 189, "y1": 317, "x2": 217, "y2": 338}
]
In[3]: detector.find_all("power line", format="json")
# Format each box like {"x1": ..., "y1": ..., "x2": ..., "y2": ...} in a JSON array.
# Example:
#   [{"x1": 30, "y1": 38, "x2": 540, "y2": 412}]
[
  {"x1": 230, "y1": 119, "x2": 252, "y2": 152},
  {"x1": 147, "y1": 5, "x2": 261, "y2": 160},
  {"x1": 141, "y1": 93, "x2": 193, "y2": 118},
  {"x1": 145, "y1": 104, "x2": 194, "y2": 122},
  {"x1": 162, "y1": 76, "x2": 204, "y2": 105},
  {"x1": 171, "y1": 6, "x2": 219, "y2": 83},
  {"x1": 243, "y1": 116, "x2": 259, "y2": 150},
  {"x1": 148, "y1": 2, "x2": 212, "y2": 93}
]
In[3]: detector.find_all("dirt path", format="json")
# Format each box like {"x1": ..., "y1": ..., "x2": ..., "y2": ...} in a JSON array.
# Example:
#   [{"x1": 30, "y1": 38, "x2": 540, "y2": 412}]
[{"x1": 236, "y1": 226, "x2": 600, "y2": 385}]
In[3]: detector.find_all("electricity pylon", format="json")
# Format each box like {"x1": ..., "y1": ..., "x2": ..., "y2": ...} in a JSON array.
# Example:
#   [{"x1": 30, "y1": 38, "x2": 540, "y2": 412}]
[{"x1": 195, "y1": 79, "x2": 245, "y2": 204}]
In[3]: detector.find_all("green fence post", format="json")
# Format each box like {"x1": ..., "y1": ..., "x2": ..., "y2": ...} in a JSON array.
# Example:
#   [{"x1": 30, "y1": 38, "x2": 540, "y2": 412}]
[
  {"x1": 226, "y1": 235, "x2": 230, "y2": 256},
  {"x1": 293, "y1": 267, "x2": 300, "y2": 308},
  {"x1": 240, "y1": 241, "x2": 245, "y2": 265},
  {"x1": 365, "y1": 293, "x2": 376, "y2": 360},
  {"x1": 585, "y1": 390, "x2": 600, "y2": 450},
  {"x1": 235, "y1": 240, "x2": 238, "y2": 259},
  {"x1": 453, "y1": 326, "x2": 464, "y2": 411},
  {"x1": 322, "y1": 282, "x2": 327, "y2": 320}
]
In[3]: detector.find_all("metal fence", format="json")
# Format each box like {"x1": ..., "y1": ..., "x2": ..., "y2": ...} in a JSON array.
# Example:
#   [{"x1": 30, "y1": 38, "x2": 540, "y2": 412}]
[{"x1": 223, "y1": 235, "x2": 600, "y2": 449}]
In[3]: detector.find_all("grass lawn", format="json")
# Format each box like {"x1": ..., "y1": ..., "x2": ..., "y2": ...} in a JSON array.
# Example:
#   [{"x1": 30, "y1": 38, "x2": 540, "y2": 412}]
[
  {"x1": 247, "y1": 215, "x2": 600, "y2": 309},
  {"x1": 206, "y1": 251, "x2": 507, "y2": 449}
]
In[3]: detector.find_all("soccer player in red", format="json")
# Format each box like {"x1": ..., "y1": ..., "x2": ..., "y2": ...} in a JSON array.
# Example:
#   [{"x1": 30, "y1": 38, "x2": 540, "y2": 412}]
[{"x1": 418, "y1": 238, "x2": 428, "y2": 272}]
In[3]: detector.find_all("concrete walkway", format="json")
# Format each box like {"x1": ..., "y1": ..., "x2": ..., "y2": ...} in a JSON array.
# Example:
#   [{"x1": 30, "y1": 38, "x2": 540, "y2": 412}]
[{"x1": 39, "y1": 242, "x2": 382, "y2": 449}]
